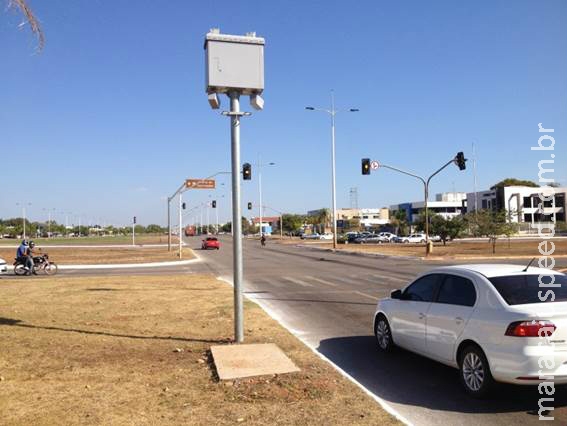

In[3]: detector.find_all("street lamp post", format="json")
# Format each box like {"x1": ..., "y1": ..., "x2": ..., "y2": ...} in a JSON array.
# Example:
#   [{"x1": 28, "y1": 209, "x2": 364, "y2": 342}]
[
  {"x1": 262, "y1": 205, "x2": 284, "y2": 240},
  {"x1": 256, "y1": 157, "x2": 275, "y2": 236},
  {"x1": 16, "y1": 202, "x2": 31, "y2": 240},
  {"x1": 306, "y1": 91, "x2": 359, "y2": 249}
]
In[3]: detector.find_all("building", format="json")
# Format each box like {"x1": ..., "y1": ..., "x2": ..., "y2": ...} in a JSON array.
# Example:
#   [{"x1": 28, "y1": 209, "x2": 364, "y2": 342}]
[
  {"x1": 390, "y1": 192, "x2": 467, "y2": 223},
  {"x1": 307, "y1": 207, "x2": 389, "y2": 231},
  {"x1": 466, "y1": 186, "x2": 566, "y2": 225},
  {"x1": 251, "y1": 216, "x2": 280, "y2": 235}
]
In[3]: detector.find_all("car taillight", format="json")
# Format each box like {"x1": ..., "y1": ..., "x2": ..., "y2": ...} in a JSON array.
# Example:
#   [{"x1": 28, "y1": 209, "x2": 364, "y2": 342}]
[{"x1": 505, "y1": 320, "x2": 556, "y2": 337}]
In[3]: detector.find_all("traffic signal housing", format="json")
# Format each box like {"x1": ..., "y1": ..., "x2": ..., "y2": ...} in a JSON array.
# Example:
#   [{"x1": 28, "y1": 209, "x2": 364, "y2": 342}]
[
  {"x1": 362, "y1": 158, "x2": 371, "y2": 175},
  {"x1": 455, "y1": 152, "x2": 467, "y2": 170},
  {"x1": 212, "y1": 200, "x2": 216, "y2": 208},
  {"x1": 182, "y1": 202, "x2": 186, "y2": 209},
  {"x1": 243, "y1": 163, "x2": 252, "y2": 180},
  {"x1": 247, "y1": 202, "x2": 252, "y2": 210}
]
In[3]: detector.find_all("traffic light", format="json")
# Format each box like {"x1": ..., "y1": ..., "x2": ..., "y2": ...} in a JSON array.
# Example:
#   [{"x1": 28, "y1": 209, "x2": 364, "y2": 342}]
[
  {"x1": 182, "y1": 202, "x2": 186, "y2": 209},
  {"x1": 455, "y1": 152, "x2": 467, "y2": 170},
  {"x1": 212, "y1": 200, "x2": 216, "y2": 208},
  {"x1": 247, "y1": 202, "x2": 252, "y2": 210},
  {"x1": 243, "y1": 163, "x2": 252, "y2": 180},
  {"x1": 133, "y1": 216, "x2": 137, "y2": 224},
  {"x1": 362, "y1": 158, "x2": 371, "y2": 175}
]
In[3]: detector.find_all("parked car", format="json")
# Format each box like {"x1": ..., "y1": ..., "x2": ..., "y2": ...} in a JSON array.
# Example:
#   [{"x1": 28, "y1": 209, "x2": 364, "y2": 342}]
[
  {"x1": 373, "y1": 264, "x2": 567, "y2": 397},
  {"x1": 395, "y1": 233, "x2": 427, "y2": 244},
  {"x1": 355, "y1": 234, "x2": 388, "y2": 244},
  {"x1": 378, "y1": 232, "x2": 398, "y2": 242},
  {"x1": 0, "y1": 257, "x2": 7, "y2": 275},
  {"x1": 201, "y1": 237, "x2": 220, "y2": 250},
  {"x1": 318, "y1": 233, "x2": 334, "y2": 240},
  {"x1": 302, "y1": 233, "x2": 321, "y2": 240}
]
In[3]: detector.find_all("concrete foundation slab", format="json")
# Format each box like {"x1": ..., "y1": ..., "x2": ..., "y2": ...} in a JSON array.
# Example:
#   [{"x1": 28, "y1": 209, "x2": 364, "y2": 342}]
[{"x1": 211, "y1": 343, "x2": 300, "y2": 380}]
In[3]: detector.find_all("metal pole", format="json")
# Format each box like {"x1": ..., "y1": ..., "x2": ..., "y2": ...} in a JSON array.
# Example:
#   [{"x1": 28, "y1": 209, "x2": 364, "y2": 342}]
[
  {"x1": 23, "y1": 207, "x2": 26, "y2": 240},
  {"x1": 424, "y1": 183, "x2": 429, "y2": 254},
  {"x1": 132, "y1": 219, "x2": 135, "y2": 246},
  {"x1": 216, "y1": 205, "x2": 219, "y2": 234},
  {"x1": 259, "y1": 157, "x2": 263, "y2": 236},
  {"x1": 229, "y1": 91, "x2": 244, "y2": 343},
  {"x1": 280, "y1": 214, "x2": 283, "y2": 239},
  {"x1": 330, "y1": 92, "x2": 338, "y2": 249},
  {"x1": 167, "y1": 198, "x2": 171, "y2": 251},
  {"x1": 48, "y1": 210, "x2": 51, "y2": 238},
  {"x1": 207, "y1": 202, "x2": 210, "y2": 234},
  {"x1": 179, "y1": 193, "x2": 183, "y2": 258}
]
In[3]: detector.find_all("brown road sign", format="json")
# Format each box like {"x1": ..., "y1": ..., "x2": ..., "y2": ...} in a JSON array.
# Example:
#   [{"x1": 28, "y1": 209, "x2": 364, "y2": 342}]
[{"x1": 185, "y1": 179, "x2": 216, "y2": 189}]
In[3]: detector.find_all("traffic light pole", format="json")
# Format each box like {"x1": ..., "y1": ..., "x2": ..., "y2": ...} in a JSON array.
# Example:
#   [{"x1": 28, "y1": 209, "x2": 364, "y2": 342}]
[{"x1": 376, "y1": 156, "x2": 460, "y2": 256}]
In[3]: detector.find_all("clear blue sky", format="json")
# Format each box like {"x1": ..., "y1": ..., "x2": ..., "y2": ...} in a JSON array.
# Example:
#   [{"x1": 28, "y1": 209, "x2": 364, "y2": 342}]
[{"x1": 1, "y1": 0, "x2": 565, "y2": 226}]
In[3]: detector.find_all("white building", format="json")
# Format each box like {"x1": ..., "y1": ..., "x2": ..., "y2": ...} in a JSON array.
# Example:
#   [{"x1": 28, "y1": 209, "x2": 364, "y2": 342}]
[
  {"x1": 390, "y1": 193, "x2": 467, "y2": 223},
  {"x1": 466, "y1": 186, "x2": 566, "y2": 225}
]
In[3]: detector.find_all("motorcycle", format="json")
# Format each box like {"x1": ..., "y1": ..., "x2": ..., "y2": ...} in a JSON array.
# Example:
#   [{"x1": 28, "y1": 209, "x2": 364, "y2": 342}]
[{"x1": 14, "y1": 253, "x2": 58, "y2": 276}]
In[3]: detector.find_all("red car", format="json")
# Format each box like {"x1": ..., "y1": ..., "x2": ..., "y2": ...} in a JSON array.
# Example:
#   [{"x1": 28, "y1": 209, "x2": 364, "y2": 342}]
[{"x1": 202, "y1": 237, "x2": 220, "y2": 250}]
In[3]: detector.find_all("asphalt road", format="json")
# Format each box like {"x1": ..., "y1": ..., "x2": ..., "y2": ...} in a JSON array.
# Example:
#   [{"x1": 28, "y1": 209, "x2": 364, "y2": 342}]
[{"x1": 189, "y1": 235, "x2": 566, "y2": 426}]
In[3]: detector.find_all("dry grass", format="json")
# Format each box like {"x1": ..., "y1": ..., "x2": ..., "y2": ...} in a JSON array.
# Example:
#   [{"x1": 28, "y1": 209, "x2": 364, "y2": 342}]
[
  {"x1": 0, "y1": 247, "x2": 194, "y2": 265},
  {"x1": 0, "y1": 235, "x2": 178, "y2": 247},
  {"x1": 0, "y1": 275, "x2": 398, "y2": 426},
  {"x1": 301, "y1": 239, "x2": 567, "y2": 260}
]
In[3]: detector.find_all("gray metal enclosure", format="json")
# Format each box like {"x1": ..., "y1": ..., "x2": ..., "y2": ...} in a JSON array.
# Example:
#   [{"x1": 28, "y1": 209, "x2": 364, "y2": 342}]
[{"x1": 204, "y1": 31, "x2": 265, "y2": 95}]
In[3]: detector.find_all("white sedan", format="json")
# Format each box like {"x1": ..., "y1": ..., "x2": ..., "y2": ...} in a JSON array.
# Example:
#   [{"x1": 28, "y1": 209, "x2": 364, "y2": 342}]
[
  {"x1": 0, "y1": 257, "x2": 8, "y2": 275},
  {"x1": 373, "y1": 264, "x2": 567, "y2": 397}
]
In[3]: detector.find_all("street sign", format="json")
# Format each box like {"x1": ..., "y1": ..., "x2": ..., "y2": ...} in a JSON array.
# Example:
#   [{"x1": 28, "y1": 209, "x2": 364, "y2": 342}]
[
  {"x1": 370, "y1": 160, "x2": 380, "y2": 170},
  {"x1": 185, "y1": 179, "x2": 216, "y2": 189}
]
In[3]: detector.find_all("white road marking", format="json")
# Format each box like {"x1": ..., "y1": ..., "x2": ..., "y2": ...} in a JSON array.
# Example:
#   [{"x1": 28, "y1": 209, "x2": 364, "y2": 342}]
[
  {"x1": 305, "y1": 276, "x2": 338, "y2": 287},
  {"x1": 354, "y1": 290, "x2": 379, "y2": 300},
  {"x1": 371, "y1": 273, "x2": 408, "y2": 283},
  {"x1": 282, "y1": 276, "x2": 312, "y2": 287}
]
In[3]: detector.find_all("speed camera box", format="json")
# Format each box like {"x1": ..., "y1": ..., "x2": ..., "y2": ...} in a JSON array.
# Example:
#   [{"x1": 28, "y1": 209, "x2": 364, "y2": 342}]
[{"x1": 205, "y1": 30, "x2": 265, "y2": 95}]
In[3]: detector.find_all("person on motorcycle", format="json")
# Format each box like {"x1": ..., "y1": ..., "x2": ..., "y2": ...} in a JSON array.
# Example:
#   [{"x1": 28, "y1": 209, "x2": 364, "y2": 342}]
[
  {"x1": 260, "y1": 234, "x2": 266, "y2": 247},
  {"x1": 16, "y1": 239, "x2": 36, "y2": 275}
]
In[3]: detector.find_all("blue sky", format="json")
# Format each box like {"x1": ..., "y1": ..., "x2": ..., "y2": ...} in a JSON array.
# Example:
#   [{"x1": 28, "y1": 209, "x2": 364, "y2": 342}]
[{"x1": 1, "y1": 0, "x2": 565, "y2": 226}]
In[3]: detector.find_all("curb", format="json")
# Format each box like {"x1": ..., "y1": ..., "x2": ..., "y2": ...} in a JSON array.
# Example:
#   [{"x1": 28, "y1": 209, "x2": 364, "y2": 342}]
[
  {"x1": 59, "y1": 257, "x2": 200, "y2": 270},
  {"x1": 215, "y1": 276, "x2": 412, "y2": 425}
]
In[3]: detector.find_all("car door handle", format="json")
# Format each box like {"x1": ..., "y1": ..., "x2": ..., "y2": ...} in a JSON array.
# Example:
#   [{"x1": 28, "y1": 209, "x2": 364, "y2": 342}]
[{"x1": 418, "y1": 313, "x2": 426, "y2": 320}]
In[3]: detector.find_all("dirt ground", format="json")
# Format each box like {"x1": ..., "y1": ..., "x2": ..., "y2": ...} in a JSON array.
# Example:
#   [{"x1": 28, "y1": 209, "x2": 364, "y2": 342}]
[
  {"x1": 0, "y1": 235, "x2": 178, "y2": 247},
  {"x1": 0, "y1": 274, "x2": 398, "y2": 426},
  {"x1": 0, "y1": 247, "x2": 194, "y2": 265}
]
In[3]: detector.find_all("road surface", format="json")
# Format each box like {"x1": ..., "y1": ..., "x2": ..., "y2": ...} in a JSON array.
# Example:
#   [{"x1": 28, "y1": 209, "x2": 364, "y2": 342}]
[{"x1": 191, "y1": 235, "x2": 565, "y2": 426}]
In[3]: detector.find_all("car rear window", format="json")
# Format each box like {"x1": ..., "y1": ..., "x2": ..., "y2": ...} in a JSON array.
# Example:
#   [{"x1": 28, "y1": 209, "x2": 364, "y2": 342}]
[
  {"x1": 489, "y1": 274, "x2": 567, "y2": 305},
  {"x1": 207, "y1": 238, "x2": 217, "y2": 241}
]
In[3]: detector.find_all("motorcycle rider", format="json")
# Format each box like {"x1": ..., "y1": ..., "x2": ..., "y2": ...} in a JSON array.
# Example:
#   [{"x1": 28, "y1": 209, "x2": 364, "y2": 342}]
[{"x1": 16, "y1": 239, "x2": 36, "y2": 275}]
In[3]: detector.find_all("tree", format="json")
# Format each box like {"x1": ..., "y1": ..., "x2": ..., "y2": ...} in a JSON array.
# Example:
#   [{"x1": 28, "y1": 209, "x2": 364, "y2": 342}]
[
  {"x1": 281, "y1": 214, "x2": 304, "y2": 233},
  {"x1": 343, "y1": 218, "x2": 361, "y2": 232},
  {"x1": 146, "y1": 224, "x2": 165, "y2": 234},
  {"x1": 390, "y1": 209, "x2": 409, "y2": 236},
  {"x1": 429, "y1": 215, "x2": 466, "y2": 245},
  {"x1": 6, "y1": 0, "x2": 44, "y2": 50},
  {"x1": 466, "y1": 209, "x2": 518, "y2": 253},
  {"x1": 490, "y1": 178, "x2": 538, "y2": 190}
]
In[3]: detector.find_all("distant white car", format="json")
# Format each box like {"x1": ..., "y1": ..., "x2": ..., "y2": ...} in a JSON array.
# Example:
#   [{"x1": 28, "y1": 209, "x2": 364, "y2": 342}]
[
  {"x1": 373, "y1": 264, "x2": 567, "y2": 397},
  {"x1": 398, "y1": 233, "x2": 427, "y2": 244},
  {"x1": 302, "y1": 233, "x2": 321, "y2": 240},
  {"x1": 318, "y1": 233, "x2": 334, "y2": 240},
  {"x1": 0, "y1": 258, "x2": 8, "y2": 275}
]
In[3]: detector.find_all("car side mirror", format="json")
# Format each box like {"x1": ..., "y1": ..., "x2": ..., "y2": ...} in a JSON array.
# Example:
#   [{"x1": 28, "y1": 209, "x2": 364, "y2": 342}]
[{"x1": 391, "y1": 289, "x2": 403, "y2": 300}]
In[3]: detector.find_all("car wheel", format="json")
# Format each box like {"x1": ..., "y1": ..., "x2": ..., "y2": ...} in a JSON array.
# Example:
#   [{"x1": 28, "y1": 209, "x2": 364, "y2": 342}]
[
  {"x1": 403, "y1": 239, "x2": 409, "y2": 244},
  {"x1": 420, "y1": 239, "x2": 425, "y2": 244},
  {"x1": 374, "y1": 315, "x2": 394, "y2": 352},
  {"x1": 459, "y1": 345, "x2": 494, "y2": 398}
]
